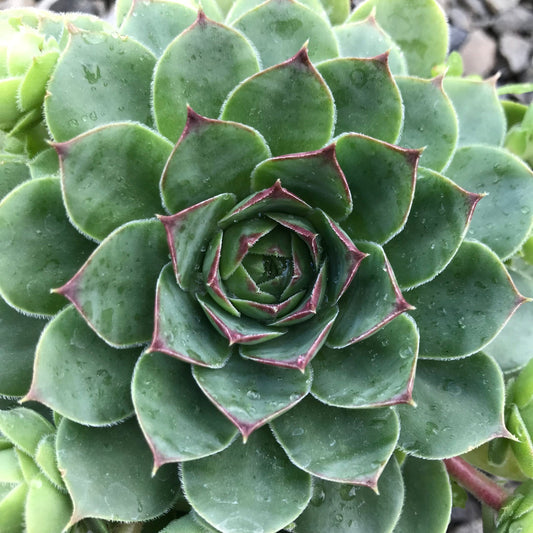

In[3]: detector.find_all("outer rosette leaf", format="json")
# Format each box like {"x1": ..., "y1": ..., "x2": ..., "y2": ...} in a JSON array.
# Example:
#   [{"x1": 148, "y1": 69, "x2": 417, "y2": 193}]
[
  {"x1": 55, "y1": 219, "x2": 169, "y2": 347},
  {"x1": 409, "y1": 240, "x2": 527, "y2": 358},
  {"x1": 221, "y1": 46, "x2": 335, "y2": 157},
  {"x1": 232, "y1": 0, "x2": 339, "y2": 68},
  {"x1": 182, "y1": 427, "x2": 312, "y2": 533},
  {"x1": 45, "y1": 30, "x2": 156, "y2": 141},
  {"x1": 55, "y1": 122, "x2": 173, "y2": 241},
  {"x1": 153, "y1": 12, "x2": 260, "y2": 142}
]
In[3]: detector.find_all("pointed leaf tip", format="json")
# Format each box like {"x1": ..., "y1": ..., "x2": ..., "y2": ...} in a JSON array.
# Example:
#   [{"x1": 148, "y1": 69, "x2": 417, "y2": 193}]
[
  {"x1": 431, "y1": 72, "x2": 446, "y2": 89},
  {"x1": 50, "y1": 141, "x2": 70, "y2": 158},
  {"x1": 372, "y1": 50, "x2": 390, "y2": 65}
]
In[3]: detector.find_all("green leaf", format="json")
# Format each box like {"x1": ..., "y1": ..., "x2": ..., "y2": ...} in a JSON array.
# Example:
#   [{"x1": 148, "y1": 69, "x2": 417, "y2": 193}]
[
  {"x1": 132, "y1": 352, "x2": 237, "y2": 468},
  {"x1": 197, "y1": 292, "x2": 287, "y2": 345},
  {"x1": 312, "y1": 314, "x2": 418, "y2": 408},
  {"x1": 348, "y1": 0, "x2": 448, "y2": 77},
  {"x1": 384, "y1": 167, "x2": 482, "y2": 289},
  {"x1": 334, "y1": 18, "x2": 407, "y2": 76},
  {"x1": 295, "y1": 457, "x2": 404, "y2": 533},
  {"x1": 240, "y1": 304, "x2": 338, "y2": 370},
  {"x1": 272, "y1": 396, "x2": 398, "y2": 486},
  {"x1": 0, "y1": 295, "x2": 46, "y2": 397},
  {"x1": 56, "y1": 417, "x2": 181, "y2": 523},
  {"x1": 56, "y1": 219, "x2": 168, "y2": 347},
  {"x1": 317, "y1": 57, "x2": 402, "y2": 142},
  {"x1": 445, "y1": 146, "x2": 533, "y2": 260},
  {"x1": 233, "y1": 0, "x2": 338, "y2": 68},
  {"x1": 221, "y1": 47, "x2": 334, "y2": 157},
  {"x1": 397, "y1": 353, "x2": 507, "y2": 459},
  {"x1": 160, "y1": 193, "x2": 236, "y2": 291},
  {"x1": 0, "y1": 408, "x2": 54, "y2": 457},
  {"x1": 484, "y1": 270, "x2": 533, "y2": 373},
  {"x1": 444, "y1": 77, "x2": 506, "y2": 147},
  {"x1": 25, "y1": 474, "x2": 72, "y2": 533},
  {"x1": 0, "y1": 156, "x2": 31, "y2": 200},
  {"x1": 393, "y1": 456, "x2": 451, "y2": 533},
  {"x1": 0, "y1": 77, "x2": 23, "y2": 130},
  {"x1": 193, "y1": 355, "x2": 311, "y2": 439},
  {"x1": 56, "y1": 123, "x2": 172, "y2": 241},
  {"x1": 18, "y1": 50, "x2": 59, "y2": 112},
  {"x1": 34, "y1": 434, "x2": 64, "y2": 490},
  {"x1": 149, "y1": 264, "x2": 232, "y2": 367},
  {"x1": 119, "y1": 0, "x2": 197, "y2": 56},
  {"x1": 0, "y1": 448, "x2": 23, "y2": 484},
  {"x1": 182, "y1": 427, "x2": 312, "y2": 533},
  {"x1": 162, "y1": 514, "x2": 213, "y2": 533},
  {"x1": 0, "y1": 177, "x2": 94, "y2": 316},
  {"x1": 0, "y1": 483, "x2": 27, "y2": 533},
  {"x1": 153, "y1": 13, "x2": 259, "y2": 142},
  {"x1": 45, "y1": 31, "x2": 156, "y2": 141},
  {"x1": 396, "y1": 76, "x2": 458, "y2": 172},
  {"x1": 161, "y1": 110, "x2": 270, "y2": 214},
  {"x1": 252, "y1": 144, "x2": 351, "y2": 221},
  {"x1": 26, "y1": 305, "x2": 137, "y2": 426},
  {"x1": 327, "y1": 241, "x2": 412, "y2": 348},
  {"x1": 29, "y1": 148, "x2": 59, "y2": 180},
  {"x1": 335, "y1": 133, "x2": 418, "y2": 245},
  {"x1": 409, "y1": 240, "x2": 526, "y2": 358}
]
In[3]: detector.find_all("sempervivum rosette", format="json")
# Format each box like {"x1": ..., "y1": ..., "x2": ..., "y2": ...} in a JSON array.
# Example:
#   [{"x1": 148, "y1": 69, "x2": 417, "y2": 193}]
[{"x1": 1, "y1": 0, "x2": 533, "y2": 531}]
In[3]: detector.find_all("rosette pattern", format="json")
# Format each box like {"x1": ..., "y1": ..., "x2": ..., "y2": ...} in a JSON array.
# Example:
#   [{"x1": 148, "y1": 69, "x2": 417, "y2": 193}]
[{"x1": 1, "y1": 0, "x2": 533, "y2": 531}]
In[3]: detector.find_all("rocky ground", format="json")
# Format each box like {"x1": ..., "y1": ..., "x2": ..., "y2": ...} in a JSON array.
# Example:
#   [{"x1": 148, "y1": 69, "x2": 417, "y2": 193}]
[{"x1": 0, "y1": 0, "x2": 531, "y2": 532}]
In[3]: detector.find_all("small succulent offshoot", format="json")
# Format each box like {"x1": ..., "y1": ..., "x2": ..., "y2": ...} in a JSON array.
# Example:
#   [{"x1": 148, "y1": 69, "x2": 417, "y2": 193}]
[{"x1": 1, "y1": 0, "x2": 533, "y2": 532}]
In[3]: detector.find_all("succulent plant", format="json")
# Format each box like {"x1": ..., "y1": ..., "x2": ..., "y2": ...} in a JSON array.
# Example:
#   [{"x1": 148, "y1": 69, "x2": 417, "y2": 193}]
[{"x1": 1, "y1": 0, "x2": 533, "y2": 532}]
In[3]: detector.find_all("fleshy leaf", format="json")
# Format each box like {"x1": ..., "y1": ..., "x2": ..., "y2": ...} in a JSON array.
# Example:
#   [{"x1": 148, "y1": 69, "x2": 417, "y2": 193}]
[
  {"x1": 193, "y1": 355, "x2": 311, "y2": 440},
  {"x1": 233, "y1": 0, "x2": 338, "y2": 68},
  {"x1": 29, "y1": 148, "x2": 59, "y2": 180},
  {"x1": 56, "y1": 418, "x2": 180, "y2": 523},
  {"x1": 0, "y1": 448, "x2": 23, "y2": 483},
  {"x1": 26, "y1": 305, "x2": 137, "y2": 426},
  {"x1": 335, "y1": 133, "x2": 418, "y2": 244},
  {"x1": 161, "y1": 109, "x2": 270, "y2": 213},
  {"x1": 45, "y1": 30, "x2": 156, "y2": 141},
  {"x1": 318, "y1": 56, "x2": 403, "y2": 142},
  {"x1": 182, "y1": 427, "x2": 312, "y2": 533},
  {"x1": 0, "y1": 295, "x2": 46, "y2": 397},
  {"x1": 312, "y1": 314, "x2": 418, "y2": 408},
  {"x1": 56, "y1": 219, "x2": 168, "y2": 347},
  {"x1": 0, "y1": 156, "x2": 31, "y2": 200},
  {"x1": 310, "y1": 210, "x2": 367, "y2": 303},
  {"x1": 55, "y1": 123, "x2": 172, "y2": 241},
  {"x1": 271, "y1": 396, "x2": 398, "y2": 487},
  {"x1": 409, "y1": 240, "x2": 526, "y2": 358},
  {"x1": 160, "y1": 193, "x2": 237, "y2": 291},
  {"x1": 251, "y1": 144, "x2": 352, "y2": 221},
  {"x1": 132, "y1": 352, "x2": 238, "y2": 468},
  {"x1": 0, "y1": 484, "x2": 27, "y2": 532},
  {"x1": 348, "y1": 0, "x2": 448, "y2": 77},
  {"x1": 119, "y1": 0, "x2": 197, "y2": 55},
  {"x1": 218, "y1": 180, "x2": 311, "y2": 227},
  {"x1": 221, "y1": 47, "x2": 334, "y2": 157},
  {"x1": 393, "y1": 456, "x2": 452, "y2": 533},
  {"x1": 220, "y1": 218, "x2": 277, "y2": 279},
  {"x1": 34, "y1": 434, "x2": 64, "y2": 490},
  {"x1": 25, "y1": 474, "x2": 72, "y2": 533},
  {"x1": 327, "y1": 241, "x2": 412, "y2": 348},
  {"x1": 18, "y1": 50, "x2": 59, "y2": 112},
  {"x1": 396, "y1": 76, "x2": 458, "y2": 172},
  {"x1": 153, "y1": 12, "x2": 260, "y2": 142},
  {"x1": 334, "y1": 17, "x2": 407, "y2": 76},
  {"x1": 240, "y1": 304, "x2": 338, "y2": 369},
  {"x1": 149, "y1": 265, "x2": 232, "y2": 367},
  {"x1": 0, "y1": 408, "x2": 54, "y2": 457},
  {"x1": 0, "y1": 77, "x2": 22, "y2": 130},
  {"x1": 384, "y1": 167, "x2": 482, "y2": 289},
  {"x1": 397, "y1": 353, "x2": 507, "y2": 459},
  {"x1": 444, "y1": 77, "x2": 506, "y2": 147},
  {"x1": 483, "y1": 270, "x2": 533, "y2": 373},
  {"x1": 445, "y1": 146, "x2": 533, "y2": 260},
  {"x1": 197, "y1": 292, "x2": 286, "y2": 345},
  {"x1": 295, "y1": 457, "x2": 404, "y2": 533},
  {"x1": 0, "y1": 177, "x2": 94, "y2": 316}
]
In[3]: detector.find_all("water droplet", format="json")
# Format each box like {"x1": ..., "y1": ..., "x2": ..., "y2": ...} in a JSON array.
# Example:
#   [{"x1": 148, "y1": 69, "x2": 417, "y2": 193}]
[
  {"x1": 335, "y1": 513, "x2": 343, "y2": 523},
  {"x1": 521, "y1": 206, "x2": 530, "y2": 215},
  {"x1": 310, "y1": 486, "x2": 326, "y2": 506},
  {"x1": 292, "y1": 427, "x2": 304, "y2": 436},
  {"x1": 339, "y1": 485, "x2": 358, "y2": 501},
  {"x1": 246, "y1": 390, "x2": 260, "y2": 400},
  {"x1": 426, "y1": 421, "x2": 439, "y2": 435}
]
